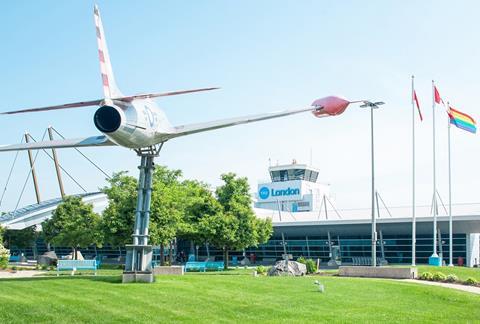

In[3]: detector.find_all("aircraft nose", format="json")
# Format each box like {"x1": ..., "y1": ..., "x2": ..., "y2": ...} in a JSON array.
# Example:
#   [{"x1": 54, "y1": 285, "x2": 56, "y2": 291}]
[{"x1": 311, "y1": 96, "x2": 350, "y2": 117}]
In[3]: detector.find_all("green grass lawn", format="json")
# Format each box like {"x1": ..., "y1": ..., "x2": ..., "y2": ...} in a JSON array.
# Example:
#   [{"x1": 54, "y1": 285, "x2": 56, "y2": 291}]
[
  {"x1": 417, "y1": 265, "x2": 480, "y2": 281},
  {"x1": 0, "y1": 271, "x2": 479, "y2": 323}
]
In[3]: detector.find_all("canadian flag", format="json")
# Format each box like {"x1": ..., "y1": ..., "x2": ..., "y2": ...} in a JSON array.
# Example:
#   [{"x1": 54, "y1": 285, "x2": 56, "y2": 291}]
[
  {"x1": 413, "y1": 90, "x2": 423, "y2": 121},
  {"x1": 434, "y1": 86, "x2": 443, "y2": 105}
]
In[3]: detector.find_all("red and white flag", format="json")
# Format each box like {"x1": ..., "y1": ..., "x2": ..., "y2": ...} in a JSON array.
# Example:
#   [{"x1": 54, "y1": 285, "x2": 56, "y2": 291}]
[
  {"x1": 434, "y1": 86, "x2": 443, "y2": 105},
  {"x1": 413, "y1": 90, "x2": 423, "y2": 121}
]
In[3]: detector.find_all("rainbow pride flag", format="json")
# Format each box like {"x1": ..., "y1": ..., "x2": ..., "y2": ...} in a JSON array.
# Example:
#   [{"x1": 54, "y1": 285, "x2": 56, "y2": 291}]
[{"x1": 448, "y1": 107, "x2": 477, "y2": 134}]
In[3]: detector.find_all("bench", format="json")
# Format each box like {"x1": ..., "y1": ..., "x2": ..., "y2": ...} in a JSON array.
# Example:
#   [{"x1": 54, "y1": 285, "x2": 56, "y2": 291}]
[
  {"x1": 205, "y1": 261, "x2": 224, "y2": 271},
  {"x1": 185, "y1": 261, "x2": 207, "y2": 272},
  {"x1": 9, "y1": 255, "x2": 20, "y2": 262},
  {"x1": 57, "y1": 260, "x2": 97, "y2": 276},
  {"x1": 351, "y1": 257, "x2": 388, "y2": 266},
  {"x1": 185, "y1": 261, "x2": 225, "y2": 272}
]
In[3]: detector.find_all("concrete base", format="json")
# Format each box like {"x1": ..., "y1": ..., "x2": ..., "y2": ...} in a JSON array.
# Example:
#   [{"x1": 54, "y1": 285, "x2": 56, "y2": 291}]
[
  {"x1": 339, "y1": 266, "x2": 417, "y2": 279},
  {"x1": 122, "y1": 271, "x2": 154, "y2": 283},
  {"x1": 153, "y1": 266, "x2": 184, "y2": 275}
]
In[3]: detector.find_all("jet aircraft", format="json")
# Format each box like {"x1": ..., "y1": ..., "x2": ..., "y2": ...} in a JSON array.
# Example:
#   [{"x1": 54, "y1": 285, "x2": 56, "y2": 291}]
[{"x1": 0, "y1": 6, "x2": 352, "y2": 153}]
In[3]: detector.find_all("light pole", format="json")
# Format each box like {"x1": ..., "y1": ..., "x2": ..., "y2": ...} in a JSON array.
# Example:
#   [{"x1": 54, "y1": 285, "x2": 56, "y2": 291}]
[{"x1": 360, "y1": 100, "x2": 385, "y2": 267}]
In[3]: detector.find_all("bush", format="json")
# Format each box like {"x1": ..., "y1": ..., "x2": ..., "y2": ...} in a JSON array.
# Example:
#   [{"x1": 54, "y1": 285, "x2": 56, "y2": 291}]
[
  {"x1": 256, "y1": 265, "x2": 267, "y2": 275},
  {"x1": 305, "y1": 259, "x2": 317, "y2": 274},
  {"x1": 445, "y1": 274, "x2": 458, "y2": 283},
  {"x1": 432, "y1": 272, "x2": 447, "y2": 282},
  {"x1": 297, "y1": 257, "x2": 306, "y2": 264},
  {"x1": 296, "y1": 257, "x2": 317, "y2": 274},
  {"x1": 0, "y1": 243, "x2": 9, "y2": 269},
  {"x1": 464, "y1": 277, "x2": 478, "y2": 286},
  {"x1": 419, "y1": 272, "x2": 433, "y2": 281}
]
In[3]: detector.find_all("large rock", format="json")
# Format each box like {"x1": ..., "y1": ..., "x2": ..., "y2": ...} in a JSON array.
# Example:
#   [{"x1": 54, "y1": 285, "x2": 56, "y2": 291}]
[
  {"x1": 37, "y1": 251, "x2": 58, "y2": 266},
  {"x1": 267, "y1": 261, "x2": 307, "y2": 276}
]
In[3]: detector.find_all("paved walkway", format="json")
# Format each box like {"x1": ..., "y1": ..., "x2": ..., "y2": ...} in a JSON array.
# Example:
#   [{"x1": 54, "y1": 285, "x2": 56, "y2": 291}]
[
  {"x1": 0, "y1": 270, "x2": 47, "y2": 279},
  {"x1": 403, "y1": 279, "x2": 480, "y2": 295}
]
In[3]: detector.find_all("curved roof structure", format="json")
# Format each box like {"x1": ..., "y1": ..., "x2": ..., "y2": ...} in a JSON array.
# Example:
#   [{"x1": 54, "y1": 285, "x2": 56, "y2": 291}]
[{"x1": 0, "y1": 192, "x2": 108, "y2": 230}]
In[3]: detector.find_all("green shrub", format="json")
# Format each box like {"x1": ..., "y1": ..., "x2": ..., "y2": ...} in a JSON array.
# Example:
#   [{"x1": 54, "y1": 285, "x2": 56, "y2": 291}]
[
  {"x1": 0, "y1": 243, "x2": 9, "y2": 269},
  {"x1": 11, "y1": 266, "x2": 17, "y2": 271},
  {"x1": 419, "y1": 272, "x2": 433, "y2": 281},
  {"x1": 445, "y1": 274, "x2": 458, "y2": 283},
  {"x1": 297, "y1": 257, "x2": 306, "y2": 264},
  {"x1": 41, "y1": 265, "x2": 48, "y2": 271},
  {"x1": 305, "y1": 259, "x2": 317, "y2": 274},
  {"x1": 256, "y1": 265, "x2": 267, "y2": 275},
  {"x1": 432, "y1": 272, "x2": 447, "y2": 282},
  {"x1": 464, "y1": 277, "x2": 478, "y2": 286}
]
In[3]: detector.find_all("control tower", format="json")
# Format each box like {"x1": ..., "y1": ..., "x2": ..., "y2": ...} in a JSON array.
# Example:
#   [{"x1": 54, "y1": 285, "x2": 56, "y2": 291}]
[{"x1": 255, "y1": 160, "x2": 330, "y2": 213}]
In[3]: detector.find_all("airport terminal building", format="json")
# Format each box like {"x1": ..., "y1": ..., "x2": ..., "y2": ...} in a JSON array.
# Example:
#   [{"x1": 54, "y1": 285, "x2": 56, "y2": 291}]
[
  {"x1": 1, "y1": 161, "x2": 480, "y2": 267},
  {"x1": 246, "y1": 161, "x2": 480, "y2": 267}
]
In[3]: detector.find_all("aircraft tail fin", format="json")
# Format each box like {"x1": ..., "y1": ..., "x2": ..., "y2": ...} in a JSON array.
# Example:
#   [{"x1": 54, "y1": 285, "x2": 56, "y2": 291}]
[{"x1": 94, "y1": 5, "x2": 123, "y2": 99}]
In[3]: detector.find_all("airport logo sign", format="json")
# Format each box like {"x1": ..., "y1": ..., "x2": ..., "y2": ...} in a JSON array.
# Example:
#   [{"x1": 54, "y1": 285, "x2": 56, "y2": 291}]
[
  {"x1": 259, "y1": 187, "x2": 270, "y2": 199},
  {"x1": 259, "y1": 186, "x2": 300, "y2": 200}
]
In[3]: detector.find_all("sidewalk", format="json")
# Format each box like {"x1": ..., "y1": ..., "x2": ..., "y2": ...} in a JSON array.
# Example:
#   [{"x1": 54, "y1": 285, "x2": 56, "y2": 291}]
[
  {"x1": 0, "y1": 270, "x2": 47, "y2": 279},
  {"x1": 403, "y1": 279, "x2": 480, "y2": 295}
]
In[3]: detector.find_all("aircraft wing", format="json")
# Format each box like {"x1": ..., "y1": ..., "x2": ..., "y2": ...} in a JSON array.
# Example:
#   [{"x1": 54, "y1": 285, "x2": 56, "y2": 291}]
[
  {"x1": 168, "y1": 106, "x2": 323, "y2": 138},
  {"x1": 0, "y1": 135, "x2": 116, "y2": 152}
]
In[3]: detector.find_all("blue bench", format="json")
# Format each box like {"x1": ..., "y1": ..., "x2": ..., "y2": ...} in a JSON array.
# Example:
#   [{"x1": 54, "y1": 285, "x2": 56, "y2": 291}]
[
  {"x1": 185, "y1": 261, "x2": 225, "y2": 272},
  {"x1": 57, "y1": 260, "x2": 97, "y2": 276},
  {"x1": 206, "y1": 261, "x2": 224, "y2": 271},
  {"x1": 185, "y1": 261, "x2": 207, "y2": 272},
  {"x1": 9, "y1": 255, "x2": 20, "y2": 262}
]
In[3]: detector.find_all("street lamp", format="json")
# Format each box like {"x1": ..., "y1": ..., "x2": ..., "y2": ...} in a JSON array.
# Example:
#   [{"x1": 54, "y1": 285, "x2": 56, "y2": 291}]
[{"x1": 360, "y1": 100, "x2": 385, "y2": 267}]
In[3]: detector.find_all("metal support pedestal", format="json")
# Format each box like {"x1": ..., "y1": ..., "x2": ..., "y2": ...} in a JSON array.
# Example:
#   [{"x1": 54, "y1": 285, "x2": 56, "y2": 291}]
[{"x1": 123, "y1": 145, "x2": 162, "y2": 283}]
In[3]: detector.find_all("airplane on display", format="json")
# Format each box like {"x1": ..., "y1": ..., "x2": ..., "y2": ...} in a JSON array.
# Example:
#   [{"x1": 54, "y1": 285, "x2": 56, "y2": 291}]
[
  {"x1": 0, "y1": 5, "x2": 356, "y2": 281},
  {"x1": 0, "y1": 6, "x2": 353, "y2": 153}
]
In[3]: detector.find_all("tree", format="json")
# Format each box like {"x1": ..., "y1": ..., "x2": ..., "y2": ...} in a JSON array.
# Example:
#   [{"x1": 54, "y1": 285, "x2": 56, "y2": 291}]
[
  {"x1": 0, "y1": 225, "x2": 4, "y2": 244},
  {"x1": 213, "y1": 173, "x2": 273, "y2": 269},
  {"x1": 3, "y1": 226, "x2": 37, "y2": 255},
  {"x1": 149, "y1": 166, "x2": 186, "y2": 265},
  {"x1": 177, "y1": 180, "x2": 223, "y2": 254},
  {"x1": 100, "y1": 172, "x2": 138, "y2": 248},
  {"x1": 101, "y1": 166, "x2": 191, "y2": 266},
  {"x1": 198, "y1": 211, "x2": 238, "y2": 267},
  {"x1": 43, "y1": 196, "x2": 102, "y2": 259}
]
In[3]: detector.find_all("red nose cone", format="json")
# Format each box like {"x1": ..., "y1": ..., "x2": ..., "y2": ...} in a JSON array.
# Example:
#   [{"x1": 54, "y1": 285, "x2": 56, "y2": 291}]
[{"x1": 311, "y1": 96, "x2": 350, "y2": 117}]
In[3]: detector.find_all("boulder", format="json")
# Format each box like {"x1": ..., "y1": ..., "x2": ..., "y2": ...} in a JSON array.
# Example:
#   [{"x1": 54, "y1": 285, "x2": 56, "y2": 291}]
[
  {"x1": 37, "y1": 251, "x2": 58, "y2": 266},
  {"x1": 267, "y1": 260, "x2": 307, "y2": 276}
]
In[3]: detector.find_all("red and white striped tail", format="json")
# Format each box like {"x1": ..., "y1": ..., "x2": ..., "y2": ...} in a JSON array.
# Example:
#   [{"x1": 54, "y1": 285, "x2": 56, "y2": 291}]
[{"x1": 94, "y1": 5, "x2": 122, "y2": 99}]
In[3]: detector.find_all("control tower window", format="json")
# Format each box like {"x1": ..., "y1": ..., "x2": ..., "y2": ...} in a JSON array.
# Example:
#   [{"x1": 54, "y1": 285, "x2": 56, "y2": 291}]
[
  {"x1": 270, "y1": 168, "x2": 317, "y2": 182},
  {"x1": 270, "y1": 171, "x2": 280, "y2": 182}
]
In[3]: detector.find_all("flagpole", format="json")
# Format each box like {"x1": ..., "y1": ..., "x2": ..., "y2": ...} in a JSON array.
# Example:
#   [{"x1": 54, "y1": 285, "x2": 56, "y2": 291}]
[
  {"x1": 431, "y1": 80, "x2": 439, "y2": 262},
  {"x1": 447, "y1": 103, "x2": 453, "y2": 267},
  {"x1": 411, "y1": 75, "x2": 416, "y2": 267}
]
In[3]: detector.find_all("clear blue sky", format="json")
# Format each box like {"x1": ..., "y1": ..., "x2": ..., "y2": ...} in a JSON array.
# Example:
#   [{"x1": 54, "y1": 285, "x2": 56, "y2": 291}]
[{"x1": 0, "y1": 1, "x2": 479, "y2": 212}]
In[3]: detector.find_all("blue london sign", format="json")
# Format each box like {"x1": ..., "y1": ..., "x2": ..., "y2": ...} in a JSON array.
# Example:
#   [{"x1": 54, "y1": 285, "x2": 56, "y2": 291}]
[{"x1": 259, "y1": 186, "x2": 300, "y2": 200}]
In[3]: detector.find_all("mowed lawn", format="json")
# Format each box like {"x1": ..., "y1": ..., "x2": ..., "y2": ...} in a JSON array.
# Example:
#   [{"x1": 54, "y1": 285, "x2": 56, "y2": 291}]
[{"x1": 0, "y1": 271, "x2": 479, "y2": 323}]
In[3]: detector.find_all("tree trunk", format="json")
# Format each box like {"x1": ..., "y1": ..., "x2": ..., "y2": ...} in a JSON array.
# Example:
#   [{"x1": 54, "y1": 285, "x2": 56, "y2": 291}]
[
  {"x1": 160, "y1": 244, "x2": 165, "y2": 266},
  {"x1": 73, "y1": 247, "x2": 77, "y2": 260},
  {"x1": 223, "y1": 247, "x2": 229, "y2": 270}
]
